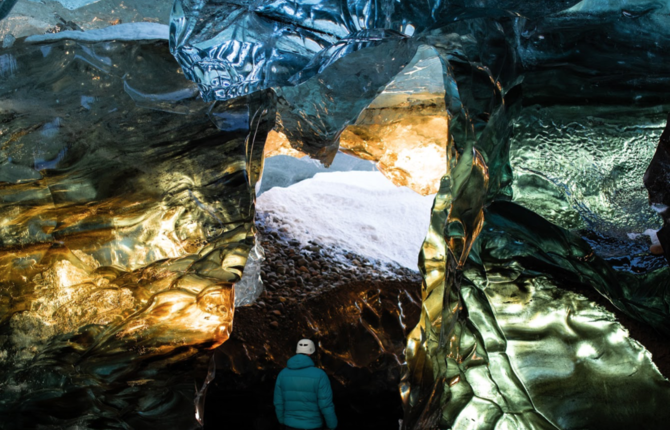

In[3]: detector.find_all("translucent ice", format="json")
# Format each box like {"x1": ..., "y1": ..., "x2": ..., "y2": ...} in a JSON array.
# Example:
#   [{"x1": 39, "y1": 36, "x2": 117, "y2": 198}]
[{"x1": 1, "y1": 0, "x2": 670, "y2": 429}]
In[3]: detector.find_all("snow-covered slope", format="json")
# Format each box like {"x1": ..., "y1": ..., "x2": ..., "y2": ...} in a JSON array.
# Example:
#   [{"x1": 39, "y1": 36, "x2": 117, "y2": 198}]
[{"x1": 257, "y1": 171, "x2": 435, "y2": 270}]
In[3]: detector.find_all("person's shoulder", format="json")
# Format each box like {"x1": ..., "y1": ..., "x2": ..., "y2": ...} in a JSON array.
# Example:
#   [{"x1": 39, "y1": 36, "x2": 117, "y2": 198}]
[{"x1": 293, "y1": 364, "x2": 325, "y2": 377}]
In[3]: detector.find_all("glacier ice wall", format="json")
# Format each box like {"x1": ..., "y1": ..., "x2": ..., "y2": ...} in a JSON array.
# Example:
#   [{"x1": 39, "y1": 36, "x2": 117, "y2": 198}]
[
  {"x1": 0, "y1": 31, "x2": 274, "y2": 428},
  {"x1": 0, "y1": 0, "x2": 669, "y2": 429}
]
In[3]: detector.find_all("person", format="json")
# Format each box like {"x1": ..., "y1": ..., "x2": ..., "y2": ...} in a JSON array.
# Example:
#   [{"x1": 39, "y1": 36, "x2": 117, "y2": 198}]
[{"x1": 274, "y1": 339, "x2": 338, "y2": 430}]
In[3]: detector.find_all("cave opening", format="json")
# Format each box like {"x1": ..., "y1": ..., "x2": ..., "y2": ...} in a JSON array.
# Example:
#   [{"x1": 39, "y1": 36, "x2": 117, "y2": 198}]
[{"x1": 204, "y1": 153, "x2": 431, "y2": 430}]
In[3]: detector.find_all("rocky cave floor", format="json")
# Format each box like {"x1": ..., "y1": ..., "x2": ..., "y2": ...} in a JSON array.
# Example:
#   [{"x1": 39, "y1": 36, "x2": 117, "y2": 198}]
[{"x1": 203, "y1": 220, "x2": 670, "y2": 430}]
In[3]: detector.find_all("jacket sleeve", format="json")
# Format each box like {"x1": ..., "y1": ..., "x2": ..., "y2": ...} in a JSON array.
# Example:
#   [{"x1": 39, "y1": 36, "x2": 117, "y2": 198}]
[
  {"x1": 317, "y1": 371, "x2": 338, "y2": 429},
  {"x1": 274, "y1": 371, "x2": 285, "y2": 424}
]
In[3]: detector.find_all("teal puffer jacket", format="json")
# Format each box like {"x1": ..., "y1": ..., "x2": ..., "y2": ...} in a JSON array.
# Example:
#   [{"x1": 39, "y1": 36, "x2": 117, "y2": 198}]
[{"x1": 274, "y1": 354, "x2": 338, "y2": 429}]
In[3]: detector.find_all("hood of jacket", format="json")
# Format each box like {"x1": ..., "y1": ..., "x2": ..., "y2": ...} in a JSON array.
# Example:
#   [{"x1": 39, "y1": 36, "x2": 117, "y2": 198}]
[{"x1": 287, "y1": 354, "x2": 315, "y2": 370}]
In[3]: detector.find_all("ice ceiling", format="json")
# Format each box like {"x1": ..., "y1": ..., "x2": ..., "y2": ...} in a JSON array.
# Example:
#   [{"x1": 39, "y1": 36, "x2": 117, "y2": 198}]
[{"x1": 0, "y1": 0, "x2": 669, "y2": 429}]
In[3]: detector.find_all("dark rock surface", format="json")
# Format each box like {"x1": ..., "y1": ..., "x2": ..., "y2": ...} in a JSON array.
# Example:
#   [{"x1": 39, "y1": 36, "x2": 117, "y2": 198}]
[{"x1": 255, "y1": 219, "x2": 422, "y2": 305}]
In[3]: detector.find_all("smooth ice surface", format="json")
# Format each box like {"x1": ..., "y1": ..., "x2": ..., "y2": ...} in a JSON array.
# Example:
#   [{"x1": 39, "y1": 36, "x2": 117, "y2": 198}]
[
  {"x1": 25, "y1": 22, "x2": 168, "y2": 42},
  {"x1": 257, "y1": 171, "x2": 434, "y2": 269},
  {"x1": 481, "y1": 276, "x2": 670, "y2": 429}
]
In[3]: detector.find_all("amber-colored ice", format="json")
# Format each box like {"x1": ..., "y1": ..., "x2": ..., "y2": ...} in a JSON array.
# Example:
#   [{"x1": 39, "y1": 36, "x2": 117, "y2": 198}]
[{"x1": 266, "y1": 46, "x2": 448, "y2": 196}]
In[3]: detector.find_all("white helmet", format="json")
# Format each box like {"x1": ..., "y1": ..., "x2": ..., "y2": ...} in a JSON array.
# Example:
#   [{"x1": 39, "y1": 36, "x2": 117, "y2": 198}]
[{"x1": 296, "y1": 339, "x2": 315, "y2": 355}]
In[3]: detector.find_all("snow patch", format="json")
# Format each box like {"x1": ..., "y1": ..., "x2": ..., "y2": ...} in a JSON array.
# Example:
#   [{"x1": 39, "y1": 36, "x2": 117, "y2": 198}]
[
  {"x1": 256, "y1": 171, "x2": 435, "y2": 270},
  {"x1": 26, "y1": 23, "x2": 169, "y2": 43},
  {"x1": 651, "y1": 203, "x2": 669, "y2": 214},
  {"x1": 645, "y1": 229, "x2": 661, "y2": 246},
  {"x1": 628, "y1": 229, "x2": 661, "y2": 245}
]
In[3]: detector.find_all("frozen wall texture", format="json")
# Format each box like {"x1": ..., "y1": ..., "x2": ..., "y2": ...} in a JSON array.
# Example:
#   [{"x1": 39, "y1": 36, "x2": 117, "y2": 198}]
[
  {"x1": 0, "y1": 4, "x2": 274, "y2": 425},
  {"x1": 0, "y1": 0, "x2": 669, "y2": 429}
]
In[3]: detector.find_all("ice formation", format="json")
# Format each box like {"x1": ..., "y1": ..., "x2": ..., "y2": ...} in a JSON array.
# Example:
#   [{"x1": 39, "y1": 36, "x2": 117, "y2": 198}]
[
  {"x1": 0, "y1": 0, "x2": 669, "y2": 429},
  {"x1": 0, "y1": 13, "x2": 271, "y2": 428},
  {"x1": 234, "y1": 240, "x2": 265, "y2": 306},
  {"x1": 25, "y1": 23, "x2": 169, "y2": 43}
]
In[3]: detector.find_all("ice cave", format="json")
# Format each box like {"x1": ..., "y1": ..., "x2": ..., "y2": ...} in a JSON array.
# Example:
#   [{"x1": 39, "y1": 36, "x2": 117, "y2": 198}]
[{"x1": 0, "y1": 0, "x2": 669, "y2": 429}]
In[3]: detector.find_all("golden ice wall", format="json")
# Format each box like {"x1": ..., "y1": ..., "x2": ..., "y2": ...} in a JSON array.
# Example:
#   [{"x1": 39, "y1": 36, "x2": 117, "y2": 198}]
[
  {"x1": 265, "y1": 45, "x2": 448, "y2": 196},
  {"x1": 0, "y1": 36, "x2": 273, "y2": 428}
]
